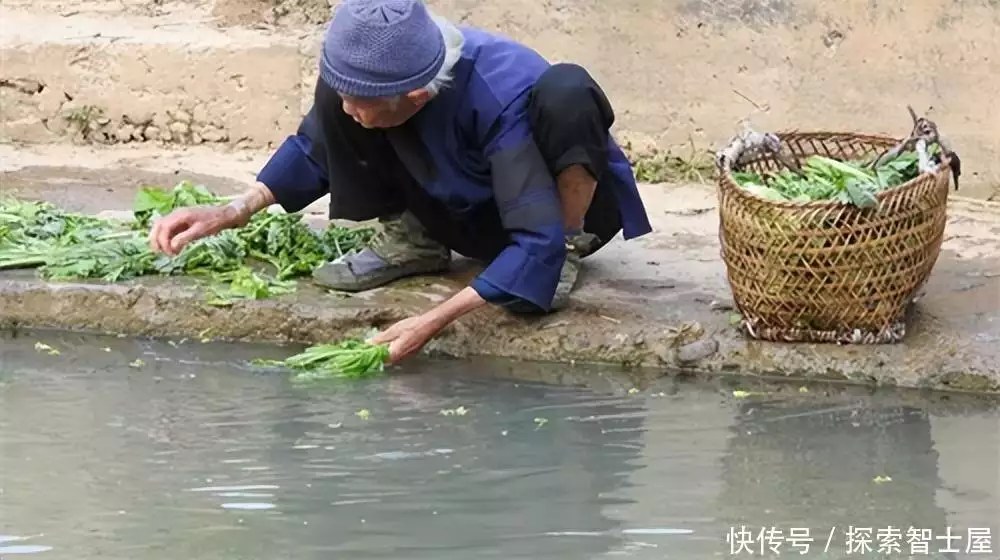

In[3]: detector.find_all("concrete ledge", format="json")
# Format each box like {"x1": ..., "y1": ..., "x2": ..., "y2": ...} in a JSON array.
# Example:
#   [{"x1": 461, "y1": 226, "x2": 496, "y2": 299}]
[
  {"x1": 1, "y1": 170, "x2": 998, "y2": 393},
  {"x1": 1, "y1": 260, "x2": 998, "y2": 394},
  {"x1": 0, "y1": 10, "x2": 305, "y2": 148}
]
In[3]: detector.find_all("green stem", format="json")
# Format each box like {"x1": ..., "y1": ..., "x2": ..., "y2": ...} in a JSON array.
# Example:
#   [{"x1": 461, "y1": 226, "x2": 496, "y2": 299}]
[{"x1": 0, "y1": 256, "x2": 48, "y2": 269}]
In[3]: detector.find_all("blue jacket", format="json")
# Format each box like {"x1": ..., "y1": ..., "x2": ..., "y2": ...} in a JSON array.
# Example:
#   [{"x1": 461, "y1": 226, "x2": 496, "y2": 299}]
[{"x1": 257, "y1": 27, "x2": 652, "y2": 312}]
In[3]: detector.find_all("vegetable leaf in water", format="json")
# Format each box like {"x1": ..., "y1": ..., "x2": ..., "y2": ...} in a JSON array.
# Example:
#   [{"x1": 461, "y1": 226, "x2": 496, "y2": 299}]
[{"x1": 257, "y1": 337, "x2": 391, "y2": 381}]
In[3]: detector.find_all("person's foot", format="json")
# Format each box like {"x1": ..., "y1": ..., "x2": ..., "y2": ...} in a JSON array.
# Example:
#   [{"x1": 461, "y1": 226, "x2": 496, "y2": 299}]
[
  {"x1": 550, "y1": 231, "x2": 601, "y2": 310},
  {"x1": 312, "y1": 211, "x2": 451, "y2": 292}
]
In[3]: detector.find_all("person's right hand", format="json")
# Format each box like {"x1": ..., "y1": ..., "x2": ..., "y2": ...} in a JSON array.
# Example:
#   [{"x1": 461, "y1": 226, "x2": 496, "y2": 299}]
[{"x1": 148, "y1": 205, "x2": 241, "y2": 257}]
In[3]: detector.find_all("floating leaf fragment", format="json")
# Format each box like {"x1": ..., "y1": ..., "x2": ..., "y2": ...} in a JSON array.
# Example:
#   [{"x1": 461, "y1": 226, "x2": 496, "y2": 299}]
[
  {"x1": 33, "y1": 342, "x2": 60, "y2": 355},
  {"x1": 198, "y1": 328, "x2": 213, "y2": 343}
]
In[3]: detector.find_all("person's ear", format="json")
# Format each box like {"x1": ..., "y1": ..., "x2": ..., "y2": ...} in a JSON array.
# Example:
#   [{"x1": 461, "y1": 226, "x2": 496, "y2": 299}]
[{"x1": 406, "y1": 88, "x2": 432, "y2": 108}]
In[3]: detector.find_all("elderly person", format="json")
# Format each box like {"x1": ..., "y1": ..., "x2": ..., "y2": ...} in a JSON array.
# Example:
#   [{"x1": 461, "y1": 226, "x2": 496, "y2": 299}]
[{"x1": 149, "y1": 0, "x2": 652, "y2": 363}]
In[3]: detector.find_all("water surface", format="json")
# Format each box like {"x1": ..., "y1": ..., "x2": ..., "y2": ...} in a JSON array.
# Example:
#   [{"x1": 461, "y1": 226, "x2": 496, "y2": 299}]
[{"x1": 1, "y1": 331, "x2": 998, "y2": 559}]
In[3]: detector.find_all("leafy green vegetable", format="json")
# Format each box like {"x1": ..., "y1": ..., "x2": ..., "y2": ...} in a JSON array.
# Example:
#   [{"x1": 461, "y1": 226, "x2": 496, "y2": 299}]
[
  {"x1": 43, "y1": 235, "x2": 158, "y2": 282},
  {"x1": 153, "y1": 229, "x2": 246, "y2": 276},
  {"x1": 241, "y1": 212, "x2": 328, "y2": 280},
  {"x1": 205, "y1": 267, "x2": 297, "y2": 307},
  {"x1": 0, "y1": 181, "x2": 376, "y2": 302},
  {"x1": 257, "y1": 337, "x2": 391, "y2": 381},
  {"x1": 732, "y1": 148, "x2": 932, "y2": 208},
  {"x1": 0, "y1": 200, "x2": 152, "y2": 281},
  {"x1": 133, "y1": 181, "x2": 229, "y2": 229}
]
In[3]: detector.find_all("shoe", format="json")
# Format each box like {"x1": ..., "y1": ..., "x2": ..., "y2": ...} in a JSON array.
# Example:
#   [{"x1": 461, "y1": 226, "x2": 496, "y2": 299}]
[
  {"x1": 550, "y1": 231, "x2": 601, "y2": 310},
  {"x1": 312, "y1": 211, "x2": 451, "y2": 292}
]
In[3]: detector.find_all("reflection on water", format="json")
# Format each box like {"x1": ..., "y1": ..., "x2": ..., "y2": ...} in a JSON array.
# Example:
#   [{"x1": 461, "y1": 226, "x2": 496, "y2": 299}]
[{"x1": 0, "y1": 331, "x2": 997, "y2": 559}]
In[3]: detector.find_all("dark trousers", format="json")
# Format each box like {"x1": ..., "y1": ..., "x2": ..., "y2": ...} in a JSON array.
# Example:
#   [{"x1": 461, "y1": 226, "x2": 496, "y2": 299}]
[{"x1": 304, "y1": 63, "x2": 623, "y2": 262}]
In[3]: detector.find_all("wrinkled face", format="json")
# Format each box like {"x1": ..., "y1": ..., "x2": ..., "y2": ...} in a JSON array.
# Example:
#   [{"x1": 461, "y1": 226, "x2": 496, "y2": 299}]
[{"x1": 341, "y1": 90, "x2": 431, "y2": 129}]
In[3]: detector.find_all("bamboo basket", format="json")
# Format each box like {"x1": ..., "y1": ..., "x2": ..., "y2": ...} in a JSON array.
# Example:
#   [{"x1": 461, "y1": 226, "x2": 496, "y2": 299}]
[{"x1": 715, "y1": 126, "x2": 954, "y2": 344}]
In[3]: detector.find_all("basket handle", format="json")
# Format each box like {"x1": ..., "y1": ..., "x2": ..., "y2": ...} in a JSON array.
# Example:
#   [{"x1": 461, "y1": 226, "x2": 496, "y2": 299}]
[
  {"x1": 714, "y1": 125, "x2": 805, "y2": 176},
  {"x1": 869, "y1": 106, "x2": 962, "y2": 189}
]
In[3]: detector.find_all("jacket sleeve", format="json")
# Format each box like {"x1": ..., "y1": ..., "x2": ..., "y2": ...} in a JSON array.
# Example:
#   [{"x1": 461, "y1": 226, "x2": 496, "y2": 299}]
[
  {"x1": 468, "y1": 103, "x2": 566, "y2": 314},
  {"x1": 255, "y1": 109, "x2": 330, "y2": 213}
]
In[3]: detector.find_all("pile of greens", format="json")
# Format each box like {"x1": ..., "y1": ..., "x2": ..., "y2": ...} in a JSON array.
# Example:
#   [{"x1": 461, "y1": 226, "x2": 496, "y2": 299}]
[
  {"x1": 732, "y1": 148, "x2": 931, "y2": 208},
  {"x1": 0, "y1": 181, "x2": 375, "y2": 305},
  {"x1": 253, "y1": 334, "x2": 391, "y2": 381}
]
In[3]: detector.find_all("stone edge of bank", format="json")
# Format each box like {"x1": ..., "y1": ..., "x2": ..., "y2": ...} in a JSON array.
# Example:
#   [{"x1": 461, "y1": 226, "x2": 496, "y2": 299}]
[{"x1": 1, "y1": 274, "x2": 997, "y2": 396}]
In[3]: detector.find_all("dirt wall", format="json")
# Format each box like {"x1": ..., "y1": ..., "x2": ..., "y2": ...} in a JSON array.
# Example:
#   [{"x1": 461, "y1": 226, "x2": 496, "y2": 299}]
[
  {"x1": 2, "y1": 0, "x2": 999, "y2": 195},
  {"x1": 432, "y1": 0, "x2": 1000, "y2": 194}
]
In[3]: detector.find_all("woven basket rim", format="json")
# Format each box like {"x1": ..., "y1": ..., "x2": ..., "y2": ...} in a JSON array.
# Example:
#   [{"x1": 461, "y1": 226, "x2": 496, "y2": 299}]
[{"x1": 719, "y1": 130, "x2": 953, "y2": 210}]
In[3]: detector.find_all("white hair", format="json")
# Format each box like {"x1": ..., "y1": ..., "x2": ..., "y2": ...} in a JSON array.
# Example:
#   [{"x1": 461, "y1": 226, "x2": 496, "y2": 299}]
[
  {"x1": 424, "y1": 14, "x2": 465, "y2": 96},
  {"x1": 384, "y1": 14, "x2": 463, "y2": 106}
]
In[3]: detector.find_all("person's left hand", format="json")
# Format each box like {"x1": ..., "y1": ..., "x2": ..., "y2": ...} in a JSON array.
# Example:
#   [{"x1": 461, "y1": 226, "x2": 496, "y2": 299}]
[{"x1": 372, "y1": 312, "x2": 445, "y2": 364}]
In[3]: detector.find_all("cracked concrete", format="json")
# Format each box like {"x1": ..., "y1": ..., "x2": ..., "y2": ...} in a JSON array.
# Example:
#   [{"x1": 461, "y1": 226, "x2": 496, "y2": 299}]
[{"x1": 1, "y1": 145, "x2": 998, "y2": 394}]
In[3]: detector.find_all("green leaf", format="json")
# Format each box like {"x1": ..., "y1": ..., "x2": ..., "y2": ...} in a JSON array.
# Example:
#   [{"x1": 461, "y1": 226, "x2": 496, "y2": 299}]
[
  {"x1": 731, "y1": 171, "x2": 763, "y2": 185},
  {"x1": 809, "y1": 156, "x2": 876, "y2": 182},
  {"x1": 732, "y1": 150, "x2": 921, "y2": 204},
  {"x1": 2, "y1": 182, "x2": 376, "y2": 307},
  {"x1": 132, "y1": 186, "x2": 174, "y2": 215},
  {"x1": 845, "y1": 180, "x2": 879, "y2": 209},
  {"x1": 743, "y1": 184, "x2": 789, "y2": 202}
]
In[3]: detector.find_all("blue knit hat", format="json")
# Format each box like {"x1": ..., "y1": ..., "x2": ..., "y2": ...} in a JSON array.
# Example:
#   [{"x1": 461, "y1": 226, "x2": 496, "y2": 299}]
[{"x1": 320, "y1": 0, "x2": 446, "y2": 98}]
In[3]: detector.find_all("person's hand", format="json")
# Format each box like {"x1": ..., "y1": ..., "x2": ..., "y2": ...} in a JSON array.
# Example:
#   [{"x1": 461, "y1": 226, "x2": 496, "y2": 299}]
[
  {"x1": 148, "y1": 205, "x2": 243, "y2": 257},
  {"x1": 372, "y1": 287, "x2": 488, "y2": 365},
  {"x1": 372, "y1": 313, "x2": 445, "y2": 364}
]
